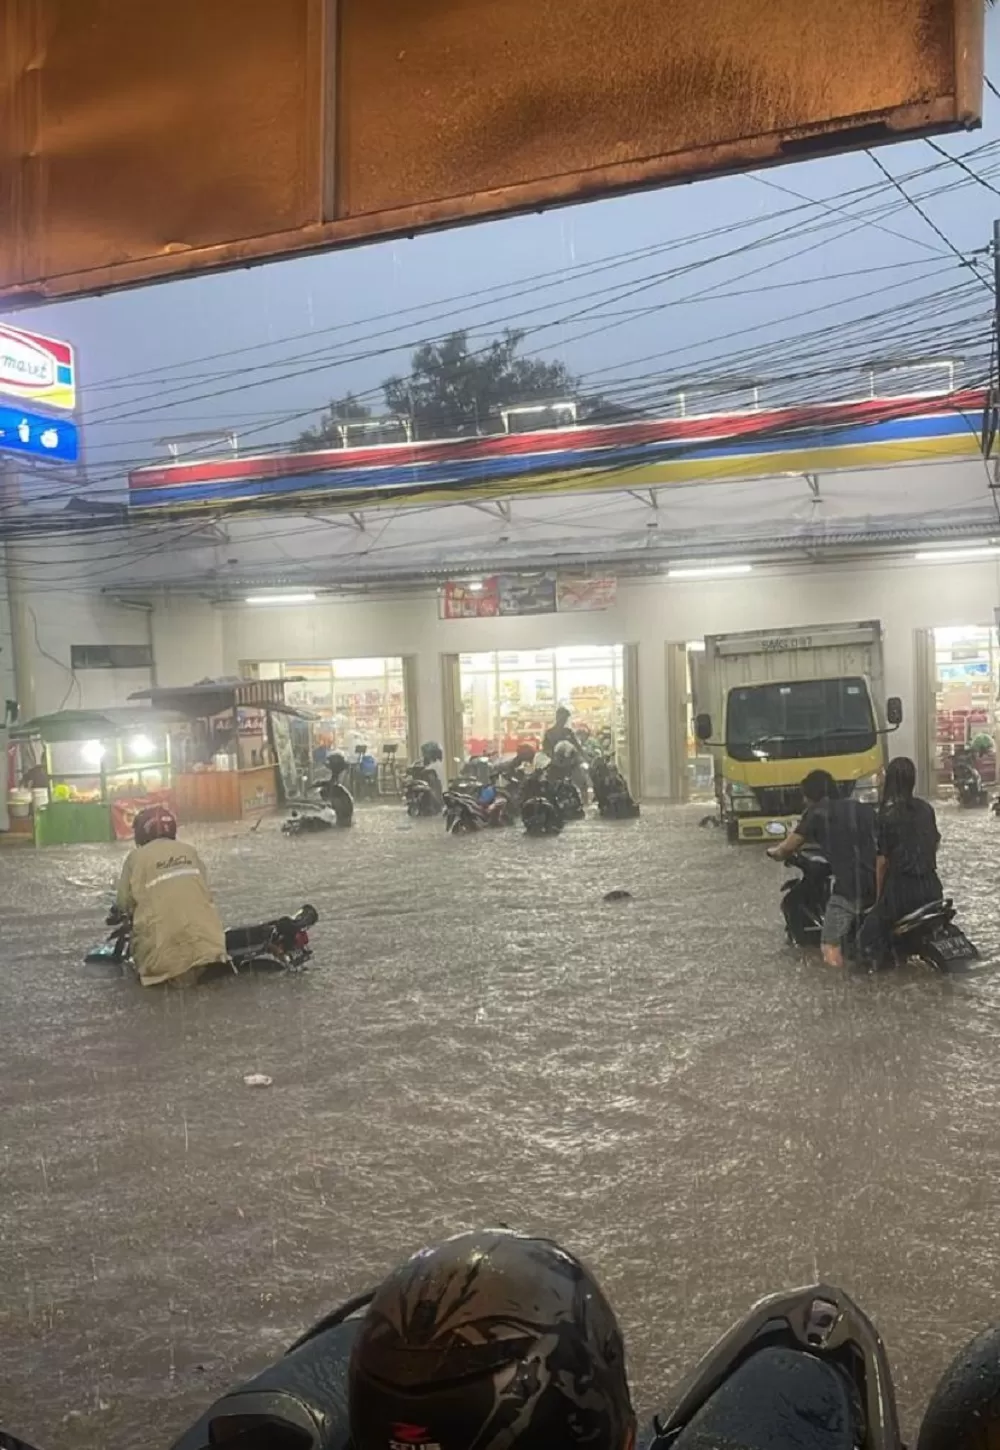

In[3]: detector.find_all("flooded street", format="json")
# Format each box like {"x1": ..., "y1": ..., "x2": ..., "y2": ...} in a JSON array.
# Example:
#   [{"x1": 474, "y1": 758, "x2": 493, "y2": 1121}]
[{"x1": 3, "y1": 802, "x2": 1000, "y2": 1448}]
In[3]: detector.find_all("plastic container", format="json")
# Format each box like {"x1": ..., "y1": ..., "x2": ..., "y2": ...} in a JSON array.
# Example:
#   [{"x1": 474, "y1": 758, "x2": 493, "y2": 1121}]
[
  {"x1": 8, "y1": 790, "x2": 31, "y2": 819},
  {"x1": 31, "y1": 787, "x2": 50, "y2": 811}
]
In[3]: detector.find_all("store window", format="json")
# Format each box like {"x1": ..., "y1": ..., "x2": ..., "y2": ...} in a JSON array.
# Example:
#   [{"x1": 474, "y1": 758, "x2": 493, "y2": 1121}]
[
  {"x1": 458, "y1": 646, "x2": 627, "y2": 760},
  {"x1": 933, "y1": 626, "x2": 998, "y2": 798},
  {"x1": 685, "y1": 641, "x2": 715, "y2": 801},
  {"x1": 251, "y1": 657, "x2": 411, "y2": 758}
]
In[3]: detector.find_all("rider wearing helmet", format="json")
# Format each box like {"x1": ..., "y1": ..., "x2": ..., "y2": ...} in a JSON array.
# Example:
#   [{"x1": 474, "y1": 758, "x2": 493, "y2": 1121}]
[
  {"x1": 349, "y1": 1228, "x2": 636, "y2": 1450},
  {"x1": 116, "y1": 806, "x2": 228, "y2": 987},
  {"x1": 419, "y1": 741, "x2": 445, "y2": 806}
]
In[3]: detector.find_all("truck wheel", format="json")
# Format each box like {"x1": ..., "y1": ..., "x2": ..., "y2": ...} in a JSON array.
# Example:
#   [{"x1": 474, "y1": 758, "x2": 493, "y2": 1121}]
[{"x1": 726, "y1": 818, "x2": 739, "y2": 845}]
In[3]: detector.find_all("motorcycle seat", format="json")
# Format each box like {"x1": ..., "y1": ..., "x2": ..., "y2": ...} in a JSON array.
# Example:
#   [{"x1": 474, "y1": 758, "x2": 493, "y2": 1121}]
[{"x1": 892, "y1": 899, "x2": 951, "y2": 934}]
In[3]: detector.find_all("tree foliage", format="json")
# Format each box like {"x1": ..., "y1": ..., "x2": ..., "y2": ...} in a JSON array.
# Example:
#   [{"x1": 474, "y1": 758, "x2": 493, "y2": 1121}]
[
  {"x1": 382, "y1": 329, "x2": 577, "y2": 437},
  {"x1": 296, "y1": 393, "x2": 372, "y2": 450}
]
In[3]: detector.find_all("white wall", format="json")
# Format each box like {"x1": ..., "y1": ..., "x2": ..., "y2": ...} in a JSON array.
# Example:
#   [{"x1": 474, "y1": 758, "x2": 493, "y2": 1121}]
[{"x1": 137, "y1": 555, "x2": 998, "y2": 797}]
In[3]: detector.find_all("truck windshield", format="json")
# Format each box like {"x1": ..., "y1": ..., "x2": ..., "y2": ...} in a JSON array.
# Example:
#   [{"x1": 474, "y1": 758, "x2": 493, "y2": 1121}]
[{"x1": 725, "y1": 677, "x2": 876, "y2": 762}]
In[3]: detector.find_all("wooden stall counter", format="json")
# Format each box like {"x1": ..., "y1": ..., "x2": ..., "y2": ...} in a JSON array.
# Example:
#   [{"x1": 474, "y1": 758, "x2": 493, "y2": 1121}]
[{"x1": 175, "y1": 765, "x2": 279, "y2": 823}]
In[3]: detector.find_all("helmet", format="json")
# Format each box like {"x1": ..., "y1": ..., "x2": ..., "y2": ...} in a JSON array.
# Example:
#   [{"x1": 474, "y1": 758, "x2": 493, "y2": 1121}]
[
  {"x1": 133, "y1": 804, "x2": 177, "y2": 847},
  {"x1": 532, "y1": 752, "x2": 551, "y2": 772},
  {"x1": 349, "y1": 1229, "x2": 635, "y2": 1450},
  {"x1": 327, "y1": 751, "x2": 349, "y2": 777},
  {"x1": 553, "y1": 740, "x2": 577, "y2": 765},
  {"x1": 421, "y1": 741, "x2": 444, "y2": 764}
]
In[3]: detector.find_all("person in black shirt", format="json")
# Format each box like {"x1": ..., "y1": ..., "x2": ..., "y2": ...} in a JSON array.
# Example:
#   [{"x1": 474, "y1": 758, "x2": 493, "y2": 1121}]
[
  {"x1": 858, "y1": 755, "x2": 942, "y2": 961},
  {"x1": 769, "y1": 768, "x2": 877, "y2": 967}
]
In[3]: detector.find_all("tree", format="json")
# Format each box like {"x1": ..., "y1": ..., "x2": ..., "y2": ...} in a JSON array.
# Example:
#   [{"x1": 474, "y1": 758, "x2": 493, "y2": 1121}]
[
  {"x1": 296, "y1": 393, "x2": 372, "y2": 450},
  {"x1": 382, "y1": 329, "x2": 577, "y2": 437}
]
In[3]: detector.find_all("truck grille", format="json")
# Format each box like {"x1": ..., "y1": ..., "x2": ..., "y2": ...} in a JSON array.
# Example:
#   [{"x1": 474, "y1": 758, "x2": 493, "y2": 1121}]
[{"x1": 753, "y1": 782, "x2": 854, "y2": 815}]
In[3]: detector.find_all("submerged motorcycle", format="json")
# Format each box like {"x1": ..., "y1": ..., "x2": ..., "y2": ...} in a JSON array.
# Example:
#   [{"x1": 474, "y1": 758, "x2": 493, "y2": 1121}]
[
  {"x1": 158, "y1": 1280, "x2": 1000, "y2": 1450},
  {"x1": 779, "y1": 849, "x2": 978, "y2": 971},
  {"x1": 952, "y1": 750, "x2": 989, "y2": 809},
  {"x1": 590, "y1": 752, "x2": 641, "y2": 819},
  {"x1": 283, "y1": 753, "x2": 354, "y2": 835},
  {"x1": 85, "y1": 902, "x2": 319, "y2": 975}
]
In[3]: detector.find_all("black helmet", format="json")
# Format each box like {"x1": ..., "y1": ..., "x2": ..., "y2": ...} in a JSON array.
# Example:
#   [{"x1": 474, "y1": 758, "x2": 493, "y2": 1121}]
[
  {"x1": 349, "y1": 1229, "x2": 635, "y2": 1450},
  {"x1": 327, "y1": 751, "x2": 348, "y2": 777},
  {"x1": 421, "y1": 741, "x2": 444, "y2": 765}
]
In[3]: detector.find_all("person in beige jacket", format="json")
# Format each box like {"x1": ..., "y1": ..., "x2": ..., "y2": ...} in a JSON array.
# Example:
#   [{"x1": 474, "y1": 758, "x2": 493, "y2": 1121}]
[{"x1": 116, "y1": 805, "x2": 229, "y2": 987}]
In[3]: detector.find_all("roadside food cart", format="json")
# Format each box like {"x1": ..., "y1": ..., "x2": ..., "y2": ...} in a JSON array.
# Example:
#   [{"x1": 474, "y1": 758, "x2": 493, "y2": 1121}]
[
  {"x1": 7, "y1": 708, "x2": 180, "y2": 846},
  {"x1": 129, "y1": 679, "x2": 311, "y2": 822}
]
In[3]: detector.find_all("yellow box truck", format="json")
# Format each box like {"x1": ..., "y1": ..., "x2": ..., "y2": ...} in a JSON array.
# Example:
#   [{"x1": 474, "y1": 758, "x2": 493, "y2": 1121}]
[{"x1": 694, "y1": 620, "x2": 902, "y2": 843}]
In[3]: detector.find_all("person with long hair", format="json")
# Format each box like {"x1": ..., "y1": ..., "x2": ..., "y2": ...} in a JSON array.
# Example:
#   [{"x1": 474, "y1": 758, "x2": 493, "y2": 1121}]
[{"x1": 858, "y1": 755, "x2": 942, "y2": 960}]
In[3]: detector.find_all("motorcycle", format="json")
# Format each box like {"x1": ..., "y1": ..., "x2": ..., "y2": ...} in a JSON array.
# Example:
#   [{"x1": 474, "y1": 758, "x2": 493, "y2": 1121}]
[
  {"x1": 520, "y1": 773, "x2": 565, "y2": 836},
  {"x1": 160, "y1": 1280, "x2": 1000, "y2": 1450},
  {"x1": 284, "y1": 756, "x2": 354, "y2": 834},
  {"x1": 84, "y1": 902, "x2": 319, "y2": 975},
  {"x1": 779, "y1": 850, "x2": 978, "y2": 970},
  {"x1": 590, "y1": 753, "x2": 641, "y2": 819},
  {"x1": 952, "y1": 751, "x2": 989, "y2": 809},
  {"x1": 403, "y1": 762, "x2": 443, "y2": 817},
  {"x1": 442, "y1": 784, "x2": 489, "y2": 834}
]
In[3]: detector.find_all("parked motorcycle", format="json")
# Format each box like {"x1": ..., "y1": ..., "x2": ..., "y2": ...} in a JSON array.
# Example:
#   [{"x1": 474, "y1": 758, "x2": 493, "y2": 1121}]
[
  {"x1": 442, "y1": 784, "x2": 489, "y2": 833},
  {"x1": 284, "y1": 754, "x2": 354, "y2": 834},
  {"x1": 952, "y1": 749, "x2": 990, "y2": 809},
  {"x1": 164, "y1": 1278, "x2": 1000, "y2": 1450},
  {"x1": 520, "y1": 770, "x2": 565, "y2": 836},
  {"x1": 779, "y1": 849, "x2": 978, "y2": 970},
  {"x1": 404, "y1": 762, "x2": 443, "y2": 817},
  {"x1": 590, "y1": 752, "x2": 641, "y2": 819},
  {"x1": 85, "y1": 902, "x2": 319, "y2": 975}
]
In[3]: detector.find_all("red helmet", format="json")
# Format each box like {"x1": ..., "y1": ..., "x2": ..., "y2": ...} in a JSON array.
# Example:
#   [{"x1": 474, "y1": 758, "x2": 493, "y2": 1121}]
[{"x1": 133, "y1": 805, "x2": 178, "y2": 847}]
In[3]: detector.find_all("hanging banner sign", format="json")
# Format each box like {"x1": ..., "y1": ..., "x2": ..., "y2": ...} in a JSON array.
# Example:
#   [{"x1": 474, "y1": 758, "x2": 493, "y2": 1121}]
[
  {"x1": 0, "y1": 406, "x2": 80, "y2": 464},
  {"x1": 0, "y1": 324, "x2": 77, "y2": 412},
  {"x1": 441, "y1": 578, "x2": 500, "y2": 619},
  {"x1": 498, "y1": 574, "x2": 556, "y2": 616},
  {"x1": 556, "y1": 576, "x2": 618, "y2": 612}
]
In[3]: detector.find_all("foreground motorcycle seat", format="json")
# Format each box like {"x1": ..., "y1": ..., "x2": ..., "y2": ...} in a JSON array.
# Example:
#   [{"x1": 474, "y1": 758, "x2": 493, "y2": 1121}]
[
  {"x1": 892, "y1": 900, "x2": 951, "y2": 935},
  {"x1": 668, "y1": 1345, "x2": 859, "y2": 1450},
  {"x1": 171, "y1": 1318, "x2": 359, "y2": 1450}
]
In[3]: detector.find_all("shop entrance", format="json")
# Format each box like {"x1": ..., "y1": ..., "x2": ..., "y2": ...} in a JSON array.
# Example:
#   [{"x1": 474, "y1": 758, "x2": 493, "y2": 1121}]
[
  {"x1": 931, "y1": 626, "x2": 998, "y2": 799},
  {"x1": 247, "y1": 656, "x2": 417, "y2": 789},
  {"x1": 449, "y1": 645, "x2": 637, "y2": 787}
]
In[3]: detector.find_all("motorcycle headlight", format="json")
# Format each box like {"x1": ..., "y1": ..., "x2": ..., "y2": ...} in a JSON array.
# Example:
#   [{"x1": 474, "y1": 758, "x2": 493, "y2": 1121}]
[{"x1": 852, "y1": 773, "x2": 881, "y2": 803}]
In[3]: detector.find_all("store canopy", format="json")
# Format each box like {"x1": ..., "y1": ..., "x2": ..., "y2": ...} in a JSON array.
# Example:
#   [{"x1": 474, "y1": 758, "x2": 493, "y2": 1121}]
[
  {"x1": 11, "y1": 708, "x2": 186, "y2": 744},
  {"x1": 129, "y1": 679, "x2": 311, "y2": 720}
]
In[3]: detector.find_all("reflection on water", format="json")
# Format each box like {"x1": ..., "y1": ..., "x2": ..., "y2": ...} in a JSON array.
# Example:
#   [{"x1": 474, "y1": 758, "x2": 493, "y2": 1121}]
[{"x1": 1, "y1": 803, "x2": 999, "y2": 1448}]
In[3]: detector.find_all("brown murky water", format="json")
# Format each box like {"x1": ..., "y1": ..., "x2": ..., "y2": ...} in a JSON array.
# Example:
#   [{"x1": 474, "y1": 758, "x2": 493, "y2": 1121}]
[{"x1": 2, "y1": 803, "x2": 999, "y2": 1449}]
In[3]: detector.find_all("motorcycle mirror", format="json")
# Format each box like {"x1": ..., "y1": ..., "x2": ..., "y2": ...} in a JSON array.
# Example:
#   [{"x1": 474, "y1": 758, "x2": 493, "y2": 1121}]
[
  {"x1": 886, "y1": 696, "x2": 903, "y2": 728},
  {"x1": 695, "y1": 712, "x2": 713, "y2": 742}
]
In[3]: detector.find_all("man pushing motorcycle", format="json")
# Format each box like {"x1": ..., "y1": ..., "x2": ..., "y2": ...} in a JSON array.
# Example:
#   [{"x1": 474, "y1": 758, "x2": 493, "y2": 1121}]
[{"x1": 115, "y1": 805, "x2": 229, "y2": 987}]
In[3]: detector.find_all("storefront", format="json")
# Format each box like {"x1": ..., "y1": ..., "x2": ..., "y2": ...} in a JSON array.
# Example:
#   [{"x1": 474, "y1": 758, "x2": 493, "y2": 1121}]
[
  {"x1": 449, "y1": 645, "x2": 637, "y2": 784},
  {"x1": 931, "y1": 625, "x2": 998, "y2": 797},
  {"x1": 249, "y1": 657, "x2": 415, "y2": 770}
]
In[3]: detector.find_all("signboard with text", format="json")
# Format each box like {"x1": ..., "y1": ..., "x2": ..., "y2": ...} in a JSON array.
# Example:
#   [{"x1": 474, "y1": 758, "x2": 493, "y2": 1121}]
[{"x1": 0, "y1": 324, "x2": 76, "y2": 412}]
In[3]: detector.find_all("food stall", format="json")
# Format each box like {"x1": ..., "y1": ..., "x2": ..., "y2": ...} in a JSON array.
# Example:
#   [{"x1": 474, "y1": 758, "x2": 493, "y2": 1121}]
[
  {"x1": 130, "y1": 678, "x2": 310, "y2": 822},
  {"x1": 7, "y1": 708, "x2": 180, "y2": 846}
]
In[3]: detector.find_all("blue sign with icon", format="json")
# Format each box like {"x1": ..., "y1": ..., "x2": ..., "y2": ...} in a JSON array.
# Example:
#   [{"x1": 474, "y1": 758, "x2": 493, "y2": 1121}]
[{"x1": 0, "y1": 404, "x2": 79, "y2": 464}]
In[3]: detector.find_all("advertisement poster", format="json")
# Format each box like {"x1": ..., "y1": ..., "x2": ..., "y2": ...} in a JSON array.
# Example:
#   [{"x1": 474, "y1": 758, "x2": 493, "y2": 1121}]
[
  {"x1": 497, "y1": 573, "x2": 556, "y2": 616},
  {"x1": 556, "y1": 576, "x2": 618, "y2": 612},
  {"x1": 441, "y1": 578, "x2": 500, "y2": 618}
]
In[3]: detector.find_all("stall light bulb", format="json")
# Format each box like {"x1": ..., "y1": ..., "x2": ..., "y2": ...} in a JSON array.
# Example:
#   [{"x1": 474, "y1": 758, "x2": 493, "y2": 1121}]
[
  {"x1": 245, "y1": 592, "x2": 317, "y2": 605},
  {"x1": 81, "y1": 740, "x2": 106, "y2": 766},
  {"x1": 130, "y1": 734, "x2": 155, "y2": 758},
  {"x1": 668, "y1": 563, "x2": 753, "y2": 580}
]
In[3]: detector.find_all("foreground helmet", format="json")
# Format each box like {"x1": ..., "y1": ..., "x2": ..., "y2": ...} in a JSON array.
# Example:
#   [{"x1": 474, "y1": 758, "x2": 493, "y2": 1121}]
[
  {"x1": 349, "y1": 1229, "x2": 635, "y2": 1450},
  {"x1": 133, "y1": 805, "x2": 177, "y2": 847},
  {"x1": 421, "y1": 741, "x2": 444, "y2": 765},
  {"x1": 327, "y1": 751, "x2": 349, "y2": 777},
  {"x1": 553, "y1": 740, "x2": 577, "y2": 765}
]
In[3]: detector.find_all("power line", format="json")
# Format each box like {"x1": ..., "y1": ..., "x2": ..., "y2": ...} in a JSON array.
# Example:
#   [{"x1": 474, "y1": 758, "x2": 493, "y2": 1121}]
[{"x1": 866, "y1": 149, "x2": 990, "y2": 291}]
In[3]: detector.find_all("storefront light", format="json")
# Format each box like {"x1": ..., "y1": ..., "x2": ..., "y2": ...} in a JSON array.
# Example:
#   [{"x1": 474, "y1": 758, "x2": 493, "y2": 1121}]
[
  {"x1": 915, "y1": 545, "x2": 1000, "y2": 563},
  {"x1": 245, "y1": 593, "x2": 317, "y2": 605},
  {"x1": 129, "y1": 734, "x2": 155, "y2": 759},
  {"x1": 669, "y1": 563, "x2": 753, "y2": 580},
  {"x1": 81, "y1": 740, "x2": 106, "y2": 766}
]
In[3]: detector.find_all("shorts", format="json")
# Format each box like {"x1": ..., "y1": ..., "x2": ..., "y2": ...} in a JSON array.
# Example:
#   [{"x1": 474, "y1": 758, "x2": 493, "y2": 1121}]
[{"x1": 822, "y1": 893, "x2": 862, "y2": 947}]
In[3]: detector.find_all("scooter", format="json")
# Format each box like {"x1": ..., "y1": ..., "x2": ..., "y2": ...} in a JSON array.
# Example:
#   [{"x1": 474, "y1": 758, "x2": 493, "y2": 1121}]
[
  {"x1": 952, "y1": 751, "x2": 990, "y2": 809},
  {"x1": 284, "y1": 756, "x2": 354, "y2": 834},
  {"x1": 84, "y1": 903, "x2": 319, "y2": 975},
  {"x1": 520, "y1": 774, "x2": 565, "y2": 836},
  {"x1": 161, "y1": 1280, "x2": 1000, "y2": 1450},
  {"x1": 403, "y1": 762, "x2": 443, "y2": 817},
  {"x1": 442, "y1": 784, "x2": 489, "y2": 834},
  {"x1": 590, "y1": 753, "x2": 641, "y2": 819},
  {"x1": 779, "y1": 850, "x2": 979, "y2": 970}
]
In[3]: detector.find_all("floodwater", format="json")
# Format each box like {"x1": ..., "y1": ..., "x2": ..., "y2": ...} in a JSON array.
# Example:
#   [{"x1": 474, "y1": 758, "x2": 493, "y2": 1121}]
[{"x1": 2, "y1": 803, "x2": 1000, "y2": 1448}]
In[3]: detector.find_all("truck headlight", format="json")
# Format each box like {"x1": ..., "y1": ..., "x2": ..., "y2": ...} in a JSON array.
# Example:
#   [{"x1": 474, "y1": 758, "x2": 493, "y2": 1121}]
[
  {"x1": 853, "y1": 773, "x2": 880, "y2": 803},
  {"x1": 727, "y1": 782, "x2": 756, "y2": 814}
]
